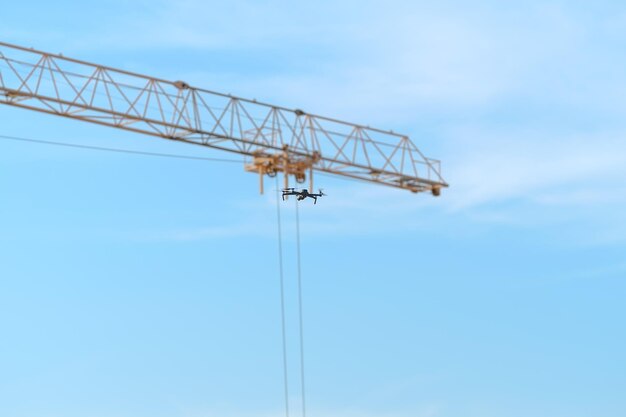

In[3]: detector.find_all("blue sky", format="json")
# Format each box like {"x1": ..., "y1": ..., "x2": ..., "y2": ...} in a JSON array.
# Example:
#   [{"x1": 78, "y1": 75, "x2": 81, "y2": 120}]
[{"x1": 1, "y1": 1, "x2": 625, "y2": 417}]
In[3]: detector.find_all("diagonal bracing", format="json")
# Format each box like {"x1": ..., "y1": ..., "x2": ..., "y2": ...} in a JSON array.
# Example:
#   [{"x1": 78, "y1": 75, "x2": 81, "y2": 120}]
[{"x1": 0, "y1": 41, "x2": 448, "y2": 195}]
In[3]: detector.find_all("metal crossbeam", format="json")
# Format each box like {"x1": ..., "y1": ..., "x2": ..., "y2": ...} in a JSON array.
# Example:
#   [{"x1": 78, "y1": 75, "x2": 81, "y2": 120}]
[{"x1": 0, "y1": 41, "x2": 447, "y2": 195}]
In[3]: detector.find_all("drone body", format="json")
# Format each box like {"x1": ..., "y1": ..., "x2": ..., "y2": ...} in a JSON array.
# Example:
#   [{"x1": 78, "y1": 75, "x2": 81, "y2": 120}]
[{"x1": 282, "y1": 188, "x2": 326, "y2": 204}]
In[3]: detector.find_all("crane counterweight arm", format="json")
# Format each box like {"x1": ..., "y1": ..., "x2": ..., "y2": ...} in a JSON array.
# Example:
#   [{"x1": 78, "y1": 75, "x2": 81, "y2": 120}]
[{"x1": 0, "y1": 41, "x2": 447, "y2": 195}]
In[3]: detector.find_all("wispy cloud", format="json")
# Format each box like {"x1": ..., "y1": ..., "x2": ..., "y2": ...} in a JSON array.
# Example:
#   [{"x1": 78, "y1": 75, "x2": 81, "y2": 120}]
[
  {"x1": 11, "y1": 0, "x2": 625, "y2": 246},
  {"x1": 442, "y1": 128, "x2": 626, "y2": 209},
  {"x1": 126, "y1": 128, "x2": 626, "y2": 241}
]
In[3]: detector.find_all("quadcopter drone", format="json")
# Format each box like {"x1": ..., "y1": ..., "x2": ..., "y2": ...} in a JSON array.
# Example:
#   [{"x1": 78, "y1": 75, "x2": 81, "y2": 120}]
[{"x1": 282, "y1": 188, "x2": 326, "y2": 204}]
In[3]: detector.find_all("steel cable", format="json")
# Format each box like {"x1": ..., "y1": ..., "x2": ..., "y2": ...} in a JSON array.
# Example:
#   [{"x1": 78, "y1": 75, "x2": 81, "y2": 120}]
[
  {"x1": 275, "y1": 176, "x2": 291, "y2": 417},
  {"x1": 295, "y1": 199, "x2": 307, "y2": 417}
]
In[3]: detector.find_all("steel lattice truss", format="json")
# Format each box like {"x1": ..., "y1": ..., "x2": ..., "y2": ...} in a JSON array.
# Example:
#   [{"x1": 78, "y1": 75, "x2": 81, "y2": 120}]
[{"x1": 0, "y1": 41, "x2": 447, "y2": 194}]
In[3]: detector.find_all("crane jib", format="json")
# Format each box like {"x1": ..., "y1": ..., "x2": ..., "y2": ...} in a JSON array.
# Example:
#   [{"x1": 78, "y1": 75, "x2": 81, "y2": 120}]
[{"x1": 0, "y1": 41, "x2": 447, "y2": 195}]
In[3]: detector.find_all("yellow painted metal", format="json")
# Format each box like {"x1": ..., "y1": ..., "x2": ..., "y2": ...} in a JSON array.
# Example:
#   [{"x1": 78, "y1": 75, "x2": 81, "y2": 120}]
[{"x1": 0, "y1": 41, "x2": 448, "y2": 195}]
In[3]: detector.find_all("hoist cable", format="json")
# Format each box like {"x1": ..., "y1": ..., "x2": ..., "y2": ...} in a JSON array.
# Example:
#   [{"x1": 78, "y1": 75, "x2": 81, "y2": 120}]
[
  {"x1": 275, "y1": 176, "x2": 290, "y2": 417},
  {"x1": 295, "y1": 199, "x2": 307, "y2": 417}
]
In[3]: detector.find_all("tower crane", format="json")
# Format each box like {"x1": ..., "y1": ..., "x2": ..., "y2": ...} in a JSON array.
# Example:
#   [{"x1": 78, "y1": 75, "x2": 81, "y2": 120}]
[
  {"x1": 0, "y1": 41, "x2": 449, "y2": 417},
  {"x1": 0, "y1": 41, "x2": 447, "y2": 195}
]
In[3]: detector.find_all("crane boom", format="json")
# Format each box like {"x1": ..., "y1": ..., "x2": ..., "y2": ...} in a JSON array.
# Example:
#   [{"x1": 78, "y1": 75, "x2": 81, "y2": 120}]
[{"x1": 0, "y1": 41, "x2": 447, "y2": 195}]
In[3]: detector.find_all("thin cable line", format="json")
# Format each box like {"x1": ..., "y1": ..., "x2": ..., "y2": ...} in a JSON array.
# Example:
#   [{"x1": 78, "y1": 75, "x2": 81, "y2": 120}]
[
  {"x1": 295, "y1": 199, "x2": 307, "y2": 417},
  {"x1": 0, "y1": 133, "x2": 241, "y2": 163},
  {"x1": 0, "y1": 133, "x2": 373, "y2": 196},
  {"x1": 275, "y1": 176, "x2": 290, "y2": 417}
]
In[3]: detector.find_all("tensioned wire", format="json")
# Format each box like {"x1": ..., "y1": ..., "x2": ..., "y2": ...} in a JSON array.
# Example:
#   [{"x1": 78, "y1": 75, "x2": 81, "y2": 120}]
[
  {"x1": 1, "y1": 57, "x2": 433, "y2": 188},
  {"x1": 275, "y1": 179, "x2": 308, "y2": 417},
  {"x1": 295, "y1": 196, "x2": 307, "y2": 417},
  {"x1": 275, "y1": 175, "x2": 291, "y2": 417},
  {"x1": 0, "y1": 133, "x2": 366, "y2": 190},
  {"x1": 0, "y1": 133, "x2": 241, "y2": 163},
  {"x1": 1, "y1": 129, "x2": 316, "y2": 416}
]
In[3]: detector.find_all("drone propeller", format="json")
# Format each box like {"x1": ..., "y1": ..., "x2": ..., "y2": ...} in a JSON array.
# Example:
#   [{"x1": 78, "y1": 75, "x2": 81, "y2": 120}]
[{"x1": 319, "y1": 189, "x2": 327, "y2": 196}]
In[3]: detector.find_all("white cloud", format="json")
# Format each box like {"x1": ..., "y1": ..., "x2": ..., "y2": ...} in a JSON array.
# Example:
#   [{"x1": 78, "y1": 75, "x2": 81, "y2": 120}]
[
  {"x1": 63, "y1": 1, "x2": 361, "y2": 51},
  {"x1": 9, "y1": 1, "x2": 626, "y2": 245},
  {"x1": 442, "y1": 128, "x2": 626, "y2": 209},
  {"x1": 127, "y1": 125, "x2": 626, "y2": 242},
  {"x1": 10, "y1": 1, "x2": 622, "y2": 127}
]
